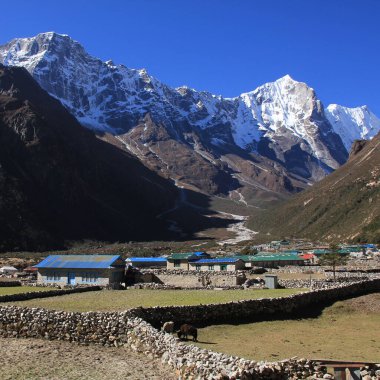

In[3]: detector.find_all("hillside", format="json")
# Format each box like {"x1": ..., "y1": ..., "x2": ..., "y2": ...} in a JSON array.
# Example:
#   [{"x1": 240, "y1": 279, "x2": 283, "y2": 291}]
[
  {"x1": 249, "y1": 133, "x2": 380, "y2": 242},
  {"x1": 0, "y1": 64, "x2": 179, "y2": 251}
]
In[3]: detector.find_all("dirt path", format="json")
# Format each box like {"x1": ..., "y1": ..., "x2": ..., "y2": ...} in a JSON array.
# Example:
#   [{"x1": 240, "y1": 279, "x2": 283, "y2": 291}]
[{"x1": 0, "y1": 338, "x2": 176, "y2": 380}]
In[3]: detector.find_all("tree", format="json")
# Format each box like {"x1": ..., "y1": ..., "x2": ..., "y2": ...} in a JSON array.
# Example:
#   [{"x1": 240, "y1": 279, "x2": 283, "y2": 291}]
[{"x1": 319, "y1": 245, "x2": 348, "y2": 280}]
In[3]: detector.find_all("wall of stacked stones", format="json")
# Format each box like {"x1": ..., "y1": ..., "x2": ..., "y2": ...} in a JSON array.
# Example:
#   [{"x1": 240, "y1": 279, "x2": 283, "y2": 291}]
[
  {"x1": 138, "y1": 269, "x2": 247, "y2": 288},
  {"x1": 129, "y1": 279, "x2": 380, "y2": 327},
  {"x1": 0, "y1": 286, "x2": 101, "y2": 302},
  {"x1": 0, "y1": 280, "x2": 21, "y2": 287},
  {"x1": 0, "y1": 280, "x2": 379, "y2": 379}
]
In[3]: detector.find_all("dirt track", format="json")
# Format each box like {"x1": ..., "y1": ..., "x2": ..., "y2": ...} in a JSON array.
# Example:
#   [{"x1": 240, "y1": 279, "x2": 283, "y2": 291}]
[{"x1": 0, "y1": 338, "x2": 176, "y2": 380}]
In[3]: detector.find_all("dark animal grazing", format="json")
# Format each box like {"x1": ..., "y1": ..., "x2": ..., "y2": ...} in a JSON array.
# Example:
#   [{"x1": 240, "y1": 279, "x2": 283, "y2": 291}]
[{"x1": 177, "y1": 324, "x2": 198, "y2": 342}]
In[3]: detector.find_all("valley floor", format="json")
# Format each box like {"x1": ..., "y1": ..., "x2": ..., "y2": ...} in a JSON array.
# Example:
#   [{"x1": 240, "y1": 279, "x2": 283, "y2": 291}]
[{"x1": 0, "y1": 337, "x2": 176, "y2": 380}]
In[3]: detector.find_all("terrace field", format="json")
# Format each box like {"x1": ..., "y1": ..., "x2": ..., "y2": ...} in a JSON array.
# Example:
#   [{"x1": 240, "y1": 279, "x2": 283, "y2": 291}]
[
  {"x1": 192, "y1": 293, "x2": 380, "y2": 362},
  {"x1": 1, "y1": 288, "x2": 306, "y2": 312}
]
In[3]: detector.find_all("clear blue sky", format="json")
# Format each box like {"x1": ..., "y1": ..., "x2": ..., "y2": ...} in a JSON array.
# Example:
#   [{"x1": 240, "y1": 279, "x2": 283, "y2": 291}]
[{"x1": 1, "y1": 0, "x2": 379, "y2": 114}]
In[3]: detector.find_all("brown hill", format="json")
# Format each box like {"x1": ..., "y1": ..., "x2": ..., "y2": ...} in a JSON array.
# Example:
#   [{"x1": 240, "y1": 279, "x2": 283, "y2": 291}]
[
  {"x1": 0, "y1": 65, "x2": 179, "y2": 251},
  {"x1": 249, "y1": 133, "x2": 380, "y2": 242}
]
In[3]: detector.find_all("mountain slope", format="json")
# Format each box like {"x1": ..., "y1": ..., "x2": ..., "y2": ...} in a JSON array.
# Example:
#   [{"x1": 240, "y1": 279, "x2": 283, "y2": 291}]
[
  {"x1": 0, "y1": 64, "x2": 178, "y2": 251},
  {"x1": 1, "y1": 32, "x2": 379, "y2": 205},
  {"x1": 249, "y1": 132, "x2": 380, "y2": 242}
]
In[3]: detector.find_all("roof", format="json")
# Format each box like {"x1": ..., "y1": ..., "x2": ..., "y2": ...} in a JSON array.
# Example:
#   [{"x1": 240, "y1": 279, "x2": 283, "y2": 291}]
[
  {"x1": 300, "y1": 254, "x2": 315, "y2": 260},
  {"x1": 168, "y1": 252, "x2": 209, "y2": 260},
  {"x1": 126, "y1": 257, "x2": 167, "y2": 262},
  {"x1": 233, "y1": 255, "x2": 257, "y2": 262},
  {"x1": 252, "y1": 254, "x2": 304, "y2": 262},
  {"x1": 35, "y1": 255, "x2": 123, "y2": 269},
  {"x1": 190, "y1": 258, "x2": 243, "y2": 264},
  {"x1": 0, "y1": 266, "x2": 18, "y2": 270}
]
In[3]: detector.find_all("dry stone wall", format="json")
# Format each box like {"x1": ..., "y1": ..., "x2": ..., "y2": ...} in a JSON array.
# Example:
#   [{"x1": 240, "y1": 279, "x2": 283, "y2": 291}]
[
  {"x1": 0, "y1": 286, "x2": 101, "y2": 303},
  {"x1": 128, "y1": 279, "x2": 380, "y2": 327},
  {"x1": 0, "y1": 280, "x2": 379, "y2": 379},
  {"x1": 138, "y1": 269, "x2": 247, "y2": 288}
]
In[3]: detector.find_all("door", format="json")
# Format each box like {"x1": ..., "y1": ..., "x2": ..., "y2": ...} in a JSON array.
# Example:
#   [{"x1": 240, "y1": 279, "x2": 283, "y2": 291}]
[{"x1": 67, "y1": 272, "x2": 76, "y2": 285}]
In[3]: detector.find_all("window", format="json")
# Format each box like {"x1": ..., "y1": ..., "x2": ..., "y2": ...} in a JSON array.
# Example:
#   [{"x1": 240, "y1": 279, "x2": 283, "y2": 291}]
[
  {"x1": 195, "y1": 265, "x2": 201, "y2": 271},
  {"x1": 220, "y1": 264, "x2": 227, "y2": 271},
  {"x1": 82, "y1": 272, "x2": 99, "y2": 283},
  {"x1": 173, "y1": 260, "x2": 180, "y2": 268},
  {"x1": 46, "y1": 272, "x2": 61, "y2": 281},
  {"x1": 208, "y1": 264, "x2": 214, "y2": 271}
]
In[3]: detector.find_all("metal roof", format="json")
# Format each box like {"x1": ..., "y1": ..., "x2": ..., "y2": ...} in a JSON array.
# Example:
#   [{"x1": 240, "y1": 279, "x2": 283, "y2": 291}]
[
  {"x1": 35, "y1": 255, "x2": 122, "y2": 269},
  {"x1": 252, "y1": 254, "x2": 304, "y2": 262},
  {"x1": 233, "y1": 255, "x2": 257, "y2": 262},
  {"x1": 168, "y1": 252, "x2": 209, "y2": 260},
  {"x1": 191, "y1": 258, "x2": 242, "y2": 264},
  {"x1": 126, "y1": 257, "x2": 167, "y2": 262}
]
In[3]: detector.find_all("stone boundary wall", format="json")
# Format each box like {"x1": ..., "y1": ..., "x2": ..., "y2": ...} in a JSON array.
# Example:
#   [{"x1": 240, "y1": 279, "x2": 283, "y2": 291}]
[
  {"x1": 0, "y1": 281, "x2": 21, "y2": 287},
  {"x1": 0, "y1": 280, "x2": 379, "y2": 379},
  {"x1": 138, "y1": 269, "x2": 247, "y2": 288},
  {"x1": 0, "y1": 286, "x2": 101, "y2": 303},
  {"x1": 129, "y1": 279, "x2": 380, "y2": 328}
]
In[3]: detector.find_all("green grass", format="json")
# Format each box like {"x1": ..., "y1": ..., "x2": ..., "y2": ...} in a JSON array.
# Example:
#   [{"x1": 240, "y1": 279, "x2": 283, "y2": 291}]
[
  {"x1": 192, "y1": 294, "x2": 380, "y2": 362},
  {"x1": 1, "y1": 288, "x2": 306, "y2": 312},
  {"x1": 0, "y1": 286, "x2": 56, "y2": 296}
]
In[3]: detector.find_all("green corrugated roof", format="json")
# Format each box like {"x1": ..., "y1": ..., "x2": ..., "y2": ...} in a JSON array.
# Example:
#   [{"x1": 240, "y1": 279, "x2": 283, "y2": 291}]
[
  {"x1": 168, "y1": 252, "x2": 209, "y2": 260},
  {"x1": 252, "y1": 254, "x2": 304, "y2": 262},
  {"x1": 233, "y1": 255, "x2": 257, "y2": 262}
]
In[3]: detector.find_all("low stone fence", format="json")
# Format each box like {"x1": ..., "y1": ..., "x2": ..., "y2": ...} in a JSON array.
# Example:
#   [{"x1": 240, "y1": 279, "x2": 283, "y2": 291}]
[
  {"x1": 0, "y1": 279, "x2": 379, "y2": 379},
  {"x1": 0, "y1": 286, "x2": 101, "y2": 303},
  {"x1": 128, "y1": 279, "x2": 380, "y2": 328},
  {"x1": 269, "y1": 266, "x2": 324, "y2": 273},
  {"x1": 0, "y1": 281, "x2": 21, "y2": 287},
  {"x1": 138, "y1": 269, "x2": 247, "y2": 288}
]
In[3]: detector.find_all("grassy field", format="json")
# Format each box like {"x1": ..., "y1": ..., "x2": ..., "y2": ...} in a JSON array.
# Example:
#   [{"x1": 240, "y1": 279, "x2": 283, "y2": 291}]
[
  {"x1": 1, "y1": 288, "x2": 306, "y2": 312},
  {"x1": 192, "y1": 293, "x2": 380, "y2": 362},
  {"x1": 0, "y1": 286, "x2": 56, "y2": 296}
]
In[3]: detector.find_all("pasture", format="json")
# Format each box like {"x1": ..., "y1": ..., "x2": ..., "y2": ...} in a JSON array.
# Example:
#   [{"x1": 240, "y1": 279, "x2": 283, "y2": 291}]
[
  {"x1": 192, "y1": 293, "x2": 380, "y2": 362},
  {"x1": 0, "y1": 288, "x2": 306, "y2": 312},
  {"x1": 0, "y1": 286, "x2": 56, "y2": 296}
]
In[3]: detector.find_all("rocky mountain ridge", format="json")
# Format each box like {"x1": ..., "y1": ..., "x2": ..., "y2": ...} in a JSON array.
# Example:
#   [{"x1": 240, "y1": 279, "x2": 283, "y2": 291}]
[{"x1": 1, "y1": 32, "x2": 379, "y2": 205}]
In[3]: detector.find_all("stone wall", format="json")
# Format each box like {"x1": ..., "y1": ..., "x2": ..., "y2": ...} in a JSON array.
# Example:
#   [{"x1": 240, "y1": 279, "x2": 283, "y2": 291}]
[
  {"x1": 0, "y1": 281, "x2": 21, "y2": 287},
  {"x1": 137, "y1": 269, "x2": 246, "y2": 288},
  {"x1": 0, "y1": 286, "x2": 101, "y2": 303},
  {"x1": 0, "y1": 280, "x2": 379, "y2": 379},
  {"x1": 128, "y1": 279, "x2": 380, "y2": 328}
]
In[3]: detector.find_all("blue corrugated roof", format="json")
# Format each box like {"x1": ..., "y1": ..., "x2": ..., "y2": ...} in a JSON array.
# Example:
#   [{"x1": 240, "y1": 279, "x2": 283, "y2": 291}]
[
  {"x1": 35, "y1": 255, "x2": 122, "y2": 269},
  {"x1": 192, "y1": 258, "x2": 241, "y2": 264},
  {"x1": 126, "y1": 257, "x2": 167, "y2": 262}
]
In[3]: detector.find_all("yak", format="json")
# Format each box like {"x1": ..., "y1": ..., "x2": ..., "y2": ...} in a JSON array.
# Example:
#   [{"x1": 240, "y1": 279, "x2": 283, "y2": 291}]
[{"x1": 177, "y1": 324, "x2": 198, "y2": 342}]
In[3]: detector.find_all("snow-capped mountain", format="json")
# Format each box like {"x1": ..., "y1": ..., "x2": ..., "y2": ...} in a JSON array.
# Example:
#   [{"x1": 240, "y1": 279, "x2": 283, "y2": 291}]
[
  {"x1": 325, "y1": 104, "x2": 380, "y2": 151},
  {"x1": 1, "y1": 32, "x2": 379, "y2": 204}
]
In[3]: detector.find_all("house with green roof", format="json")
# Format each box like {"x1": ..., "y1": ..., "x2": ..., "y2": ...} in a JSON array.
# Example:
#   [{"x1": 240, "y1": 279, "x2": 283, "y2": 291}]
[
  {"x1": 167, "y1": 252, "x2": 210, "y2": 270},
  {"x1": 251, "y1": 253, "x2": 305, "y2": 268}
]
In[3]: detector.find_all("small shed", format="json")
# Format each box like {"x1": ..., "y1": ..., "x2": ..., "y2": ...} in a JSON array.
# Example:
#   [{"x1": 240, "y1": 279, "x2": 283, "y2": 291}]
[
  {"x1": 0, "y1": 266, "x2": 18, "y2": 275},
  {"x1": 264, "y1": 274, "x2": 278, "y2": 289},
  {"x1": 126, "y1": 257, "x2": 167, "y2": 268}
]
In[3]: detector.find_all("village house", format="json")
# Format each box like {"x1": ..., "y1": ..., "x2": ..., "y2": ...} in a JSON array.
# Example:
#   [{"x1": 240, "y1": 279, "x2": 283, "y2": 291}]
[
  {"x1": 188, "y1": 258, "x2": 245, "y2": 272},
  {"x1": 35, "y1": 255, "x2": 125, "y2": 287},
  {"x1": 0, "y1": 266, "x2": 18, "y2": 275},
  {"x1": 126, "y1": 257, "x2": 167, "y2": 268},
  {"x1": 250, "y1": 253, "x2": 305, "y2": 268},
  {"x1": 167, "y1": 252, "x2": 211, "y2": 270}
]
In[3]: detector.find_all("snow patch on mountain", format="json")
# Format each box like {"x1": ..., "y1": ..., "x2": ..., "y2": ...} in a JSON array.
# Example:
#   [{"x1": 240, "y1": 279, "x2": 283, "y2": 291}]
[{"x1": 325, "y1": 104, "x2": 380, "y2": 151}]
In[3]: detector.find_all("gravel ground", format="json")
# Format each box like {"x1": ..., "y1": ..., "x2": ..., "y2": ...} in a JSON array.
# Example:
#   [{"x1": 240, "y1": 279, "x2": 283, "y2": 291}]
[
  {"x1": 345, "y1": 292, "x2": 380, "y2": 313},
  {"x1": 0, "y1": 338, "x2": 176, "y2": 380}
]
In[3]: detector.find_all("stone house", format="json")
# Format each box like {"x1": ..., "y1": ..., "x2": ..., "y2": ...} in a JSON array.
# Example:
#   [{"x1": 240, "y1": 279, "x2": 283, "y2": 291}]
[
  {"x1": 188, "y1": 258, "x2": 245, "y2": 272},
  {"x1": 167, "y1": 252, "x2": 210, "y2": 270},
  {"x1": 35, "y1": 255, "x2": 125, "y2": 286},
  {"x1": 250, "y1": 253, "x2": 305, "y2": 268}
]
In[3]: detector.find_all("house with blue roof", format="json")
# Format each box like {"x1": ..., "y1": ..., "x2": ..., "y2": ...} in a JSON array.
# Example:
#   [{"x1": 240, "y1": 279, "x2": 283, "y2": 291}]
[
  {"x1": 35, "y1": 255, "x2": 125, "y2": 286},
  {"x1": 188, "y1": 257, "x2": 245, "y2": 272},
  {"x1": 167, "y1": 252, "x2": 211, "y2": 270}
]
